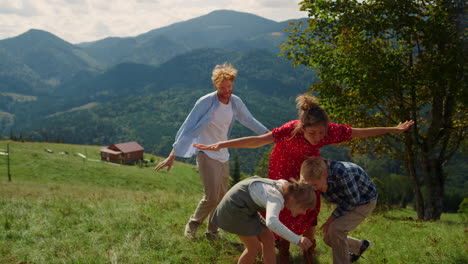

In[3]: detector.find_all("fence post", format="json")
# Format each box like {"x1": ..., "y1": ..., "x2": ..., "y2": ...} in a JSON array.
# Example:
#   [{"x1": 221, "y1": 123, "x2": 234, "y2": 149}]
[{"x1": 7, "y1": 144, "x2": 11, "y2": 182}]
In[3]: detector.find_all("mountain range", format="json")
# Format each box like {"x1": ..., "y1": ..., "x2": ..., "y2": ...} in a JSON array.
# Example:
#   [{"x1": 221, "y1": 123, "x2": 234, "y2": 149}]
[{"x1": 0, "y1": 10, "x2": 316, "y2": 172}]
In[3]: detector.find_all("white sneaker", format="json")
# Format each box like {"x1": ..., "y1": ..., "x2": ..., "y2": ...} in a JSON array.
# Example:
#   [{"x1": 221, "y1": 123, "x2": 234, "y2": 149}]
[{"x1": 184, "y1": 221, "x2": 200, "y2": 239}]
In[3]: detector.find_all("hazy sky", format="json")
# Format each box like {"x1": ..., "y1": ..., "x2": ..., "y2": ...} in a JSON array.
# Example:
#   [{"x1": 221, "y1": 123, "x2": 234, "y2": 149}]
[{"x1": 0, "y1": 0, "x2": 307, "y2": 44}]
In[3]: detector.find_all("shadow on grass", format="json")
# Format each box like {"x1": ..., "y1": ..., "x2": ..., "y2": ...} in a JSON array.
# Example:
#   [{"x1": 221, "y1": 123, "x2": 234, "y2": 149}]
[
  {"x1": 383, "y1": 214, "x2": 466, "y2": 226},
  {"x1": 195, "y1": 235, "x2": 323, "y2": 263},
  {"x1": 290, "y1": 253, "x2": 321, "y2": 264},
  {"x1": 215, "y1": 238, "x2": 323, "y2": 263},
  {"x1": 383, "y1": 215, "x2": 418, "y2": 221}
]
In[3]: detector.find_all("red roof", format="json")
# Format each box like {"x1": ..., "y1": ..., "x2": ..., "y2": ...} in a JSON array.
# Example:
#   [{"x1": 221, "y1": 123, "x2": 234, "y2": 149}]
[
  {"x1": 108, "y1": 141, "x2": 144, "y2": 153},
  {"x1": 99, "y1": 147, "x2": 122, "y2": 155}
]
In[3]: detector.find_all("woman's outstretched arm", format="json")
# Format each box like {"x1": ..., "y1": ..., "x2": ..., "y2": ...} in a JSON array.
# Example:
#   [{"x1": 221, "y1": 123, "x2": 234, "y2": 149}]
[{"x1": 351, "y1": 120, "x2": 414, "y2": 138}]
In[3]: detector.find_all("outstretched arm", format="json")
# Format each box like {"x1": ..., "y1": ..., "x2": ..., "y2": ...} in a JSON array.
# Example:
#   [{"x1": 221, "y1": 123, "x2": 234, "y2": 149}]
[
  {"x1": 351, "y1": 120, "x2": 414, "y2": 138},
  {"x1": 193, "y1": 132, "x2": 274, "y2": 151}
]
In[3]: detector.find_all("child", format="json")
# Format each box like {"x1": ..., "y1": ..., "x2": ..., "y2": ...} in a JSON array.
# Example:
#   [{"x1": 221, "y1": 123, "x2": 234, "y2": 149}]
[
  {"x1": 213, "y1": 176, "x2": 316, "y2": 264},
  {"x1": 300, "y1": 157, "x2": 377, "y2": 264}
]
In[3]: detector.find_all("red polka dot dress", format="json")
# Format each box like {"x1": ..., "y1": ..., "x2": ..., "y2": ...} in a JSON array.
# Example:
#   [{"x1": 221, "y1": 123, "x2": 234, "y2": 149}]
[{"x1": 265, "y1": 120, "x2": 352, "y2": 238}]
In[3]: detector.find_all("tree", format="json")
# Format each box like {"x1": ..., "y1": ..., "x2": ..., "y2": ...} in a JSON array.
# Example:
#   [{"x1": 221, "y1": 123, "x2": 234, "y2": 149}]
[
  {"x1": 254, "y1": 148, "x2": 272, "y2": 177},
  {"x1": 231, "y1": 154, "x2": 241, "y2": 187},
  {"x1": 282, "y1": 0, "x2": 466, "y2": 220}
]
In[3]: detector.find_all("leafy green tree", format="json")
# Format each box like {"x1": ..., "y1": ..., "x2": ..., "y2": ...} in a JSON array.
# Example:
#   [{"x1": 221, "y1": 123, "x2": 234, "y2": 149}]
[
  {"x1": 231, "y1": 154, "x2": 241, "y2": 187},
  {"x1": 254, "y1": 148, "x2": 272, "y2": 178},
  {"x1": 282, "y1": 0, "x2": 466, "y2": 220},
  {"x1": 457, "y1": 197, "x2": 468, "y2": 222}
]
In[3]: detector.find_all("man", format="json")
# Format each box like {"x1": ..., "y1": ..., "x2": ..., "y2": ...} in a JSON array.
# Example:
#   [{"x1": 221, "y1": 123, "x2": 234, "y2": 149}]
[
  {"x1": 300, "y1": 156, "x2": 377, "y2": 264},
  {"x1": 155, "y1": 63, "x2": 268, "y2": 240}
]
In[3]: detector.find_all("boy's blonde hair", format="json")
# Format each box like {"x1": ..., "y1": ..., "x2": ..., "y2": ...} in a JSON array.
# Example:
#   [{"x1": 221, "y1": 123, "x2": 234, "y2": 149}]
[
  {"x1": 283, "y1": 179, "x2": 316, "y2": 210},
  {"x1": 300, "y1": 156, "x2": 329, "y2": 182},
  {"x1": 211, "y1": 63, "x2": 238, "y2": 88}
]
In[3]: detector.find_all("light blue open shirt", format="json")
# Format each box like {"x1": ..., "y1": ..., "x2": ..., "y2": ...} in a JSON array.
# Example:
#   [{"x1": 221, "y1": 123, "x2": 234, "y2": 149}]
[{"x1": 173, "y1": 91, "x2": 269, "y2": 158}]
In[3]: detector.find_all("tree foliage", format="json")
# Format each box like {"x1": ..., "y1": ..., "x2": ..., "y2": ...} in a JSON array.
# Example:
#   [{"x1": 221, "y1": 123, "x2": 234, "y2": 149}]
[
  {"x1": 230, "y1": 154, "x2": 241, "y2": 187},
  {"x1": 282, "y1": 0, "x2": 466, "y2": 220}
]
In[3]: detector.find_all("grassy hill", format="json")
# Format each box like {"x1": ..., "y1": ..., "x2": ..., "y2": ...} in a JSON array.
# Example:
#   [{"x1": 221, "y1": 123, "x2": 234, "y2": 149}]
[{"x1": 0, "y1": 140, "x2": 466, "y2": 263}]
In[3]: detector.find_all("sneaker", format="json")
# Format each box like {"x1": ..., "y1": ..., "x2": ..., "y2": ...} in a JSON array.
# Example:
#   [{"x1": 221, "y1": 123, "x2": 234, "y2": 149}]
[
  {"x1": 184, "y1": 220, "x2": 200, "y2": 239},
  {"x1": 350, "y1": 240, "x2": 371, "y2": 263},
  {"x1": 350, "y1": 253, "x2": 360, "y2": 262},
  {"x1": 359, "y1": 240, "x2": 371, "y2": 255}
]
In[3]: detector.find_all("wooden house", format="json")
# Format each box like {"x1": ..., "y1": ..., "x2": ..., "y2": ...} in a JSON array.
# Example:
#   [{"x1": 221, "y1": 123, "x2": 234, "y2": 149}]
[{"x1": 100, "y1": 141, "x2": 144, "y2": 164}]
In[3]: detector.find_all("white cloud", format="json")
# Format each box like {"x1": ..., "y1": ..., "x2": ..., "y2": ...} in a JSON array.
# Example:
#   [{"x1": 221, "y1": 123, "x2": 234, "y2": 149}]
[
  {"x1": 0, "y1": 0, "x2": 306, "y2": 43},
  {"x1": 0, "y1": 0, "x2": 41, "y2": 16}
]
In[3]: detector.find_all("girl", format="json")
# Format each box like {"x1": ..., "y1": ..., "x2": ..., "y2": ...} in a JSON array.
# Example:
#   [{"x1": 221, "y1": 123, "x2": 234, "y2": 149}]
[
  {"x1": 194, "y1": 93, "x2": 413, "y2": 263},
  {"x1": 213, "y1": 176, "x2": 316, "y2": 264}
]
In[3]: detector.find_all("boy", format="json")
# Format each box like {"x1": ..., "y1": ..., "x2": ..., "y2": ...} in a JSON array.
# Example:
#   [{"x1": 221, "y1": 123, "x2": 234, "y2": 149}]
[{"x1": 300, "y1": 157, "x2": 377, "y2": 264}]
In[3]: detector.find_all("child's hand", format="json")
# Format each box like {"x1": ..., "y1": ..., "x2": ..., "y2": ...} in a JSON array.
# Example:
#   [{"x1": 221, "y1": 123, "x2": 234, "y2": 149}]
[
  {"x1": 298, "y1": 237, "x2": 313, "y2": 250},
  {"x1": 310, "y1": 238, "x2": 316, "y2": 250}
]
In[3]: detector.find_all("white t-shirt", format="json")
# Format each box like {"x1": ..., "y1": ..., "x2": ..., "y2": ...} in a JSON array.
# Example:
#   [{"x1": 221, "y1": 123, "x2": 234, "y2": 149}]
[
  {"x1": 198, "y1": 101, "x2": 233, "y2": 162},
  {"x1": 249, "y1": 180, "x2": 301, "y2": 245}
]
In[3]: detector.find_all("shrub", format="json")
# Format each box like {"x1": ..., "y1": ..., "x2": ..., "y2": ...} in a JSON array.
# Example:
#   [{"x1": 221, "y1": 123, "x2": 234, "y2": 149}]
[{"x1": 457, "y1": 197, "x2": 468, "y2": 222}]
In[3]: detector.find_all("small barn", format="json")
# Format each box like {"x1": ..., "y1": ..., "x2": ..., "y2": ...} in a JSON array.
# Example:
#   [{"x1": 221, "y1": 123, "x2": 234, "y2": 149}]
[{"x1": 100, "y1": 141, "x2": 144, "y2": 164}]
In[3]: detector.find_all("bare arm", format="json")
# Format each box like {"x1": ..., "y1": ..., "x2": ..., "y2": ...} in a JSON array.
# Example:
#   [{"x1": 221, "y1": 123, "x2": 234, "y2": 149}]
[
  {"x1": 154, "y1": 148, "x2": 176, "y2": 172},
  {"x1": 193, "y1": 132, "x2": 274, "y2": 151},
  {"x1": 351, "y1": 120, "x2": 414, "y2": 138}
]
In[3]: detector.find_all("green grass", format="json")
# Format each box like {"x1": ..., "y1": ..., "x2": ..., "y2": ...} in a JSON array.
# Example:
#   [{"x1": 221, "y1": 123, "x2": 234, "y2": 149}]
[
  {"x1": 309, "y1": 205, "x2": 467, "y2": 264},
  {"x1": 0, "y1": 140, "x2": 467, "y2": 263}
]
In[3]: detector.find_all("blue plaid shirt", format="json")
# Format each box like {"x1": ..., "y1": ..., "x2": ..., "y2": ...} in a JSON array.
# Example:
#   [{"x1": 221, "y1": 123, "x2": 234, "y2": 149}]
[{"x1": 322, "y1": 160, "x2": 378, "y2": 218}]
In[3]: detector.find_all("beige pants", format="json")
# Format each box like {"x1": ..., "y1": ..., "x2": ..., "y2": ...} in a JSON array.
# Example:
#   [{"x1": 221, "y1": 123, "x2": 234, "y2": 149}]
[
  {"x1": 189, "y1": 152, "x2": 230, "y2": 233},
  {"x1": 323, "y1": 200, "x2": 377, "y2": 264}
]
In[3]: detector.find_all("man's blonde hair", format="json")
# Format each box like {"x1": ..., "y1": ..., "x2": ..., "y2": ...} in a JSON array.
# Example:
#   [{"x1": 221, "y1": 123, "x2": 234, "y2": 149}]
[
  {"x1": 211, "y1": 63, "x2": 238, "y2": 88},
  {"x1": 300, "y1": 156, "x2": 328, "y2": 182}
]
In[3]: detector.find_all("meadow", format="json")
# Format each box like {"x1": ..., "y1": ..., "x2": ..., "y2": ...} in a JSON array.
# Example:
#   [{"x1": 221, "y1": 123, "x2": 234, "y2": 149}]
[{"x1": 0, "y1": 140, "x2": 466, "y2": 263}]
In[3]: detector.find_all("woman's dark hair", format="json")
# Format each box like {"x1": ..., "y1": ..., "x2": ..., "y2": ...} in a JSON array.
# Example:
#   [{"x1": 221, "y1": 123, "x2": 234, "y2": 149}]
[{"x1": 292, "y1": 93, "x2": 329, "y2": 136}]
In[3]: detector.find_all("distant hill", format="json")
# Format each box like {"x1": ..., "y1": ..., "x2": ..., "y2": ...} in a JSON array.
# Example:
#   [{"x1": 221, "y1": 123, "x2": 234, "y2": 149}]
[
  {"x1": 0, "y1": 10, "x2": 316, "y2": 172},
  {"x1": 8, "y1": 48, "x2": 317, "y2": 173},
  {"x1": 78, "y1": 10, "x2": 302, "y2": 67},
  {"x1": 78, "y1": 35, "x2": 191, "y2": 67},
  {"x1": 0, "y1": 29, "x2": 101, "y2": 95},
  {"x1": 136, "y1": 10, "x2": 282, "y2": 46},
  {"x1": 0, "y1": 10, "x2": 305, "y2": 98},
  {"x1": 0, "y1": 49, "x2": 43, "y2": 94}
]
